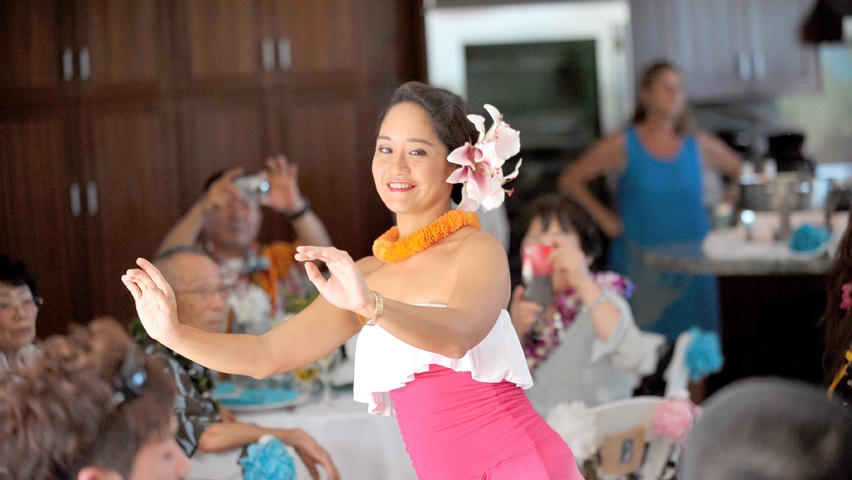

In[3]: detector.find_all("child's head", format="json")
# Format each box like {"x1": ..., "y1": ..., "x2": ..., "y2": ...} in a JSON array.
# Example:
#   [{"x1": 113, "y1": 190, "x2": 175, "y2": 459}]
[{"x1": 520, "y1": 194, "x2": 603, "y2": 264}]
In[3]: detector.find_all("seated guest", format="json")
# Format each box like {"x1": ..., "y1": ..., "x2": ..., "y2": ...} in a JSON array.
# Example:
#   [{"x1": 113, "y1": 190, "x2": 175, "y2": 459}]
[
  {"x1": 510, "y1": 194, "x2": 644, "y2": 412},
  {"x1": 0, "y1": 317, "x2": 190, "y2": 480},
  {"x1": 0, "y1": 253, "x2": 42, "y2": 372},
  {"x1": 132, "y1": 246, "x2": 338, "y2": 480},
  {"x1": 156, "y1": 155, "x2": 332, "y2": 326},
  {"x1": 681, "y1": 377, "x2": 852, "y2": 479}
]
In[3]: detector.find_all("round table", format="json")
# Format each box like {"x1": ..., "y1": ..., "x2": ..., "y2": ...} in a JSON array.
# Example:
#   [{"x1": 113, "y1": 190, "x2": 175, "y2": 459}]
[{"x1": 187, "y1": 387, "x2": 417, "y2": 480}]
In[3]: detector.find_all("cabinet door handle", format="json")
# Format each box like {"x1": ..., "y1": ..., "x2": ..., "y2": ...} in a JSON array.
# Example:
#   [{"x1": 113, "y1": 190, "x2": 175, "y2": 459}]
[
  {"x1": 63, "y1": 48, "x2": 74, "y2": 81},
  {"x1": 752, "y1": 51, "x2": 765, "y2": 81},
  {"x1": 261, "y1": 38, "x2": 276, "y2": 71},
  {"x1": 70, "y1": 182, "x2": 81, "y2": 216},
  {"x1": 277, "y1": 37, "x2": 292, "y2": 70},
  {"x1": 86, "y1": 181, "x2": 98, "y2": 216},
  {"x1": 79, "y1": 47, "x2": 91, "y2": 81},
  {"x1": 738, "y1": 51, "x2": 752, "y2": 82}
]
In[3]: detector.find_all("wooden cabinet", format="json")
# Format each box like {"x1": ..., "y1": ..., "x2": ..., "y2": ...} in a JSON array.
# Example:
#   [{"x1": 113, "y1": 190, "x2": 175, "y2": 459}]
[
  {"x1": 746, "y1": 0, "x2": 821, "y2": 96},
  {"x1": 0, "y1": 107, "x2": 77, "y2": 337},
  {"x1": 79, "y1": 101, "x2": 180, "y2": 322},
  {"x1": 630, "y1": 0, "x2": 821, "y2": 102},
  {"x1": 70, "y1": 0, "x2": 169, "y2": 94},
  {"x1": 174, "y1": 0, "x2": 389, "y2": 258},
  {"x1": 1, "y1": 0, "x2": 413, "y2": 335},
  {"x1": 0, "y1": 0, "x2": 62, "y2": 94},
  {"x1": 177, "y1": 0, "x2": 359, "y2": 88},
  {"x1": 0, "y1": 0, "x2": 178, "y2": 333},
  {"x1": 175, "y1": 80, "x2": 377, "y2": 257},
  {"x1": 0, "y1": 0, "x2": 168, "y2": 95}
]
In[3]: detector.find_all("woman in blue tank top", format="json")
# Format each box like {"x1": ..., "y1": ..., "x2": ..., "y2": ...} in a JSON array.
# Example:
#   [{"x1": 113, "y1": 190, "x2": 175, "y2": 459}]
[{"x1": 558, "y1": 62, "x2": 742, "y2": 339}]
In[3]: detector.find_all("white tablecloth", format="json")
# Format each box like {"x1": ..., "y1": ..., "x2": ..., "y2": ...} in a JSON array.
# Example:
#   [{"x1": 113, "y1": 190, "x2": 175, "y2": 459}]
[{"x1": 187, "y1": 390, "x2": 417, "y2": 480}]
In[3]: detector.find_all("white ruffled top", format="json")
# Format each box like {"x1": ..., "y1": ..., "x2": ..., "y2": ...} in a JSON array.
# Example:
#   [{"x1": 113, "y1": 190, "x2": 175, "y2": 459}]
[{"x1": 353, "y1": 304, "x2": 533, "y2": 416}]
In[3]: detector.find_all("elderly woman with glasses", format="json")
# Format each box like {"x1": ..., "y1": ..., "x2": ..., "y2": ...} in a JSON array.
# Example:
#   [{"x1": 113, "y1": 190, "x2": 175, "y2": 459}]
[{"x1": 0, "y1": 253, "x2": 43, "y2": 373}]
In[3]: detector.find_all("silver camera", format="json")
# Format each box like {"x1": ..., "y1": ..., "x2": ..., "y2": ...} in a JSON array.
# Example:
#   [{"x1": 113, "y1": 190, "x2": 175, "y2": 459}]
[{"x1": 233, "y1": 175, "x2": 270, "y2": 200}]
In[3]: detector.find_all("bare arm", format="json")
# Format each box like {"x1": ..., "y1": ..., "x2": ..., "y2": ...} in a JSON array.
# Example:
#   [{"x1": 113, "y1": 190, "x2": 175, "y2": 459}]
[
  {"x1": 289, "y1": 210, "x2": 333, "y2": 248},
  {"x1": 156, "y1": 167, "x2": 244, "y2": 255},
  {"x1": 550, "y1": 233, "x2": 621, "y2": 341},
  {"x1": 122, "y1": 258, "x2": 361, "y2": 378},
  {"x1": 127, "y1": 230, "x2": 509, "y2": 378},
  {"x1": 509, "y1": 284, "x2": 543, "y2": 339},
  {"x1": 557, "y1": 133, "x2": 627, "y2": 238},
  {"x1": 198, "y1": 420, "x2": 339, "y2": 480},
  {"x1": 295, "y1": 232, "x2": 511, "y2": 359},
  {"x1": 698, "y1": 132, "x2": 743, "y2": 203}
]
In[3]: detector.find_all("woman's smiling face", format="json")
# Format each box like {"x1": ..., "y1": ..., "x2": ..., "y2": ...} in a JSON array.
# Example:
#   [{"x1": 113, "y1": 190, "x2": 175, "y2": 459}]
[{"x1": 372, "y1": 101, "x2": 456, "y2": 217}]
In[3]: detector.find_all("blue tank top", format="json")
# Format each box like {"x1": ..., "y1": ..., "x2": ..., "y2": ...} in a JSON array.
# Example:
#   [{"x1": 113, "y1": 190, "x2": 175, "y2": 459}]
[
  {"x1": 608, "y1": 127, "x2": 718, "y2": 338},
  {"x1": 615, "y1": 126, "x2": 709, "y2": 249}
]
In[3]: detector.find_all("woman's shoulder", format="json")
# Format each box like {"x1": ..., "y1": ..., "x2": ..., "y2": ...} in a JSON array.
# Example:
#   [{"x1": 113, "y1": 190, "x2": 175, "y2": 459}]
[
  {"x1": 357, "y1": 255, "x2": 384, "y2": 275},
  {"x1": 453, "y1": 225, "x2": 507, "y2": 256},
  {"x1": 577, "y1": 131, "x2": 627, "y2": 168},
  {"x1": 594, "y1": 130, "x2": 627, "y2": 150}
]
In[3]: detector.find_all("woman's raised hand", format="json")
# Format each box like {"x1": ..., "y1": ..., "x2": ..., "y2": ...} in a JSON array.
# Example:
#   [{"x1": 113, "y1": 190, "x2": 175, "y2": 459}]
[
  {"x1": 261, "y1": 154, "x2": 304, "y2": 214},
  {"x1": 295, "y1": 246, "x2": 374, "y2": 318},
  {"x1": 203, "y1": 167, "x2": 244, "y2": 213},
  {"x1": 121, "y1": 258, "x2": 182, "y2": 344},
  {"x1": 549, "y1": 233, "x2": 591, "y2": 289}
]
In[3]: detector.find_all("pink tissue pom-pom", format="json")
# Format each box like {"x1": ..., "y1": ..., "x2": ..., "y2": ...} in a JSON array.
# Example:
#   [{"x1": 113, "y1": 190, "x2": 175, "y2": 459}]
[{"x1": 652, "y1": 399, "x2": 697, "y2": 444}]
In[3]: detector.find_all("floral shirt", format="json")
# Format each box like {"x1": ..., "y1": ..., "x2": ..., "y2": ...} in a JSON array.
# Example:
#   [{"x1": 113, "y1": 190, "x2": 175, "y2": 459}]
[
  {"x1": 136, "y1": 337, "x2": 221, "y2": 457},
  {"x1": 522, "y1": 273, "x2": 645, "y2": 413}
]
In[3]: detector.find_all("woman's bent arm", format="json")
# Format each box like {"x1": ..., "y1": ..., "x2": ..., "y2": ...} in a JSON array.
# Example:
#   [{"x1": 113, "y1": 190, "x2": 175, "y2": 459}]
[
  {"x1": 558, "y1": 133, "x2": 626, "y2": 238},
  {"x1": 123, "y1": 258, "x2": 361, "y2": 377}
]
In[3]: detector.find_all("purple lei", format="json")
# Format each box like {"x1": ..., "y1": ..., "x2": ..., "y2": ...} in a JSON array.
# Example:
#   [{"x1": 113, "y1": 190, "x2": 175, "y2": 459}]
[{"x1": 522, "y1": 271, "x2": 634, "y2": 372}]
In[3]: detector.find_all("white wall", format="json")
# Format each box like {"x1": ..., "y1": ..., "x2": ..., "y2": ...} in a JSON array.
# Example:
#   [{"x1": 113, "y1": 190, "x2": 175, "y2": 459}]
[{"x1": 424, "y1": 1, "x2": 632, "y2": 134}]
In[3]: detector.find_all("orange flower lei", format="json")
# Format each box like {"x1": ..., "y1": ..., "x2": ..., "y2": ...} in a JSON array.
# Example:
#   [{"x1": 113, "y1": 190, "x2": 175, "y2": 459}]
[{"x1": 373, "y1": 210, "x2": 481, "y2": 263}]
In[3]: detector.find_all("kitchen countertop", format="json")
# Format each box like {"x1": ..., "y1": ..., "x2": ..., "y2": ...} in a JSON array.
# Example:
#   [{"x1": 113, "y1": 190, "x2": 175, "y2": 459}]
[
  {"x1": 641, "y1": 210, "x2": 846, "y2": 276},
  {"x1": 641, "y1": 241, "x2": 833, "y2": 276}
]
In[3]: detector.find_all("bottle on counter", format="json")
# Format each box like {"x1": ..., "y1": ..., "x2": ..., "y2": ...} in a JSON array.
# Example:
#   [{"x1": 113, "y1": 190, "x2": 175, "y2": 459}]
[
  {"x1": 740, "y1": 161, "x2": 756, "y2": 184},
  {"x1": 762, "y1": 158, "x2": 777, "y2": 180}
]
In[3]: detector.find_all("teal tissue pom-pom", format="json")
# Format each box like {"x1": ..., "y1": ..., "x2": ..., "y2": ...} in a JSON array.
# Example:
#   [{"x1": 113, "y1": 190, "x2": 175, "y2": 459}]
[
  {"x1": 684, "y1": 327, "x2": 724, "y2": 381},
  {"x1": 239, "y1": 436, "x2": 296, "y2": 480},
  {"x1": 789, "y1": 224, "x2": 830, "y2": 252}
]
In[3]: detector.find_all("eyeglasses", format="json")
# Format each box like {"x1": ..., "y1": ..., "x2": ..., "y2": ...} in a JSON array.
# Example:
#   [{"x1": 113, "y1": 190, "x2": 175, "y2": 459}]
[
  {"x1": 112, "y1": 346, "x2": 148, "y2": 406},
  {"x1": 174, "y1": 284, "x2": 232, "y2": 301},
  {"x1": 0, "y1": 295, "x2": 43, "y2": 314}
]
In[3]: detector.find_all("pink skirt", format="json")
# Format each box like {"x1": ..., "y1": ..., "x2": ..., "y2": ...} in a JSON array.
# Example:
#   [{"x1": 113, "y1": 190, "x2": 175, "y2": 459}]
[{"x1": 389, "y1": 365, "x2": 583, "y2": 480}]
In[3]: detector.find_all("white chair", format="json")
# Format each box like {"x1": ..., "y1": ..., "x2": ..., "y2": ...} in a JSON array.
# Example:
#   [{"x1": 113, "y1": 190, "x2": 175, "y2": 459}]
[
  {"x1": 634, "y1": 329, "x2": 711, "y2": 401},
  {"x1": 586, "y1": 396, "x2": 672, "y2": 479}
]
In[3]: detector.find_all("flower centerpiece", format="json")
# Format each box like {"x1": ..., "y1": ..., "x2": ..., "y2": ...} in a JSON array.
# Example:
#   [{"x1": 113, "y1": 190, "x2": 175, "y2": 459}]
[
  {"x1": 228, "y1": 264, "x2": 318, "y2": 335},
  {"x1": 228, "y1": 283, "x2": 276, "y2": 335}
]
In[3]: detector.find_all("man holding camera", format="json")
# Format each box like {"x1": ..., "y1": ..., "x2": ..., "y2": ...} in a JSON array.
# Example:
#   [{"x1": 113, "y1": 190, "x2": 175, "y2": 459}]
[{"x1": 157, "y1": 154, "x2": 332, "y2": 325}]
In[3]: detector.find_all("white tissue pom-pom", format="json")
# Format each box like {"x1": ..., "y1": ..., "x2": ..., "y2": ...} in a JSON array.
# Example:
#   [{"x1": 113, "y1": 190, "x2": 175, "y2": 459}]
[{"x1": 546, "y1": 401, "x2": 598, "y2": 463}]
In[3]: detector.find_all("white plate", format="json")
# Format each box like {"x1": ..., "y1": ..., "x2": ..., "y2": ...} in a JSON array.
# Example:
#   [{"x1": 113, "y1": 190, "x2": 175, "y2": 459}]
[
  {"x1": 220, "y1": 393, "x2": 310, "y2": 412},
  {"x1": 788, "y1": 243, "x2": 829, "y2": 261},
  {"x1": 213, "y1": 383, "x2": 309, "y2": 412}
]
